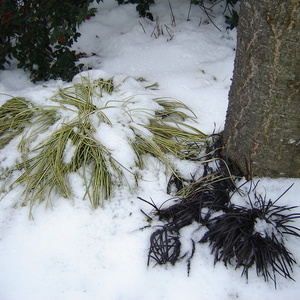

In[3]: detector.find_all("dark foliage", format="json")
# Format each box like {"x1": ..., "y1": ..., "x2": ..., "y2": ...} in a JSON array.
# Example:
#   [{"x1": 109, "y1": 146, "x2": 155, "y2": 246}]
[
  {"x1": 144, "y1": 135, "x2": 236, "y2": 265},
  {"x1": 143, "y1": 135, "x2": 300, "y2": 287},
  {"x1": 0, "y1": 0, "x2": 102, "y2": 82},
  {"x1": 201, "y1": 183, "x2": 300, "y2": 286},
  {"x1": 116, "y1": 0, "x2": 154, "y2": 21},
  {"x1": 148, "y1": 226, "x2": 181, "y2": 266},
  {"x1": 162, "y1": 135, "x2": 236, "y2": 228},
  {"x1": 117, "y1": 0, "x2": 240, "y2": 26},
  {"x1": 224, "y1": 4, "x2": 239, "y2": 30},
  {"x1": 190, "y1": 0, "x2": 240, "y2": 29}
]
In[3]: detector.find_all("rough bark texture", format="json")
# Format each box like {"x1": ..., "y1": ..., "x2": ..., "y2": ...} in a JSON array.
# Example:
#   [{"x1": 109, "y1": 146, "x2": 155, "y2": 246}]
[{"x1": 222, "y1": 0, "x2": 300, "y2": 178}]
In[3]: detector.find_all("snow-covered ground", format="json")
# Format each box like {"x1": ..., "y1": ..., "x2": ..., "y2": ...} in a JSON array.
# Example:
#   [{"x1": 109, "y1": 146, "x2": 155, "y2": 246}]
[{"x1": 0, "y1": 1, "x2": 300, "y2": 299}]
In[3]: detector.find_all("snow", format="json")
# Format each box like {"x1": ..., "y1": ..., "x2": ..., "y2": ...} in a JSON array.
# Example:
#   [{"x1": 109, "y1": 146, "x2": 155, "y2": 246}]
[
  {"x1": 253, "y1": 218, "x2": 276, "y2": 239},
  {"x1": 0, "y1": 1, "x2": 300, "y2": 299}
]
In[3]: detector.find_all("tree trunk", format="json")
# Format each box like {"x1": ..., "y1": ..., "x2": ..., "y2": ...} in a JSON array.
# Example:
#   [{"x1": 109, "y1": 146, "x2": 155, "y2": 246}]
[{"x1": 222, "y1": 0, "x2": 300, "y2": 178}]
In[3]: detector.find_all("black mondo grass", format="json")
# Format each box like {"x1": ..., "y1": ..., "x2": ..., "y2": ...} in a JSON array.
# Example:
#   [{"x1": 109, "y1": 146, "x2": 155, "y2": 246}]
[
  {"x1": 143, "y1": 135, "x2": 300, "y2": 287},
  {"x1": 145, "y1": 135, "x2": 236, "y2": 266},
  {"x1": 147, "y1": 226, "x2": 181, "y2": 266},
  {"x1": 201, "y1": 183, "x2": 300, "y2": 287}
]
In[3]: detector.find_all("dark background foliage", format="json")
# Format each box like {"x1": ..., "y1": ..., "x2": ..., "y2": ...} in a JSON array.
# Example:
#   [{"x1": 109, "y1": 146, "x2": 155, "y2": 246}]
[
  {"x1": 117, "y1": 0, "x2": 239, "y2": 28},
  {"x1": 0, "y1": 0, "x2": 239, "y2": 82},
  {"x1": 0, "y1": 0, "x2": 102, "y2": 82}
]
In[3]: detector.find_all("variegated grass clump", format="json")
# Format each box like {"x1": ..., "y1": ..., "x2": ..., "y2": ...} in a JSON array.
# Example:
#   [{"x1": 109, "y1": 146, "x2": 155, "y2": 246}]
[
  {"x1": 0, "y1": 97, "x2": 57, "y2": 151},
  {"x1": 1, "y1": 74, "x2": 208, "y2": 210},
  {"x1": 0, "y1": 97, "x2": 35, "y2": 150},
  {"x1": 0, "y1": 97, "x2": 57, "y2": 182}
]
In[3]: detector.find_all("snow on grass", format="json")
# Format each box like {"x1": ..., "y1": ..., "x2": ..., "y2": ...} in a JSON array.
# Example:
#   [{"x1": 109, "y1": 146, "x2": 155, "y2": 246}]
[{"x1": 0, "y1": 1, "x2": 300, "y2": 300}]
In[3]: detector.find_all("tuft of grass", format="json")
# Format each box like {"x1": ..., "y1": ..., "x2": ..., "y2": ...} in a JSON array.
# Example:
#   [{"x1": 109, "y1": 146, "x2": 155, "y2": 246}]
[
  {"x1": 53, "y1": 77, "x2": 114, "y2": 116},
  {"x1": 16, "y1": 119, "x2": 124, "y2": 209},
  {"x1": 0, "y1": 97, "x2": 57, "y2": 153},
  {"x1": 144, "y1": 119, "x2": 206, "y2": 159},
  {"x1": 130, "y1": 98, "x2": 207, "y2": 176},
  {"x1": 15, "y1": 98, "x2": 124, "y2": 209},
  {"x1": 154, "y1": 98, "x2": 197, "y2": 120},
  {"x1": 2, "y1": 76, "x2": 211, "y2": 211},
  {"x1": 144, "y1": 136, "x2": 300, "y2": 287},
  {"x1": 200, "y1": 183, "x2": 300, "y2": 287},
  {"x1": 148, "y1": 226, "x2": 181, "y2": 266},
  {"x1": 54, "y1": 81, "x2": 96, "y2": 114},
  {"x1": 0, "y1": 98, "x2": 34, "y2": 149},
  {"x1": 16, "y1": 125, "x2": 75, "y2": 205},
  {"x1": 18, "y1": 108, "x2": 57, "y2": 154}
]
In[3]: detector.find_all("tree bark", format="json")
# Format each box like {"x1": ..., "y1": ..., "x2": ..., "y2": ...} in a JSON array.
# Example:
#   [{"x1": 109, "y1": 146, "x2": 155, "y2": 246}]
[{"x1": 222, "y1": 0, "x2": 300, "y2": 178}]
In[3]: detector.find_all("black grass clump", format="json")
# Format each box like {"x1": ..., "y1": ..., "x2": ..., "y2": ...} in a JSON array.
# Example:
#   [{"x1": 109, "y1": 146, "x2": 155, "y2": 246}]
[
  {"x1": 147, "y1": 226, "x2": 181, "y2": 266},
  {"x1": 201, "y1": 183, "x2": 300, "y2": 287},
  {"x1": 144, "y1": 135, "x2": 236, "y2": 266},
  {"x1": 142, "y1": 135, "x2": 300, "y2": 287},
  {"x1": 161, "y1": 135, "x2": 236, "y2": 228},
  {"x1": 155, "y1": 185, "x2": 230, "y2": 228}
]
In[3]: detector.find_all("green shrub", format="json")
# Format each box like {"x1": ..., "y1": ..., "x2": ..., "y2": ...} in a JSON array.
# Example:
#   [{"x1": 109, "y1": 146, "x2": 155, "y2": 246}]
[{"x1": 0, "y1": 0, "x2": 102, "y2": 82}]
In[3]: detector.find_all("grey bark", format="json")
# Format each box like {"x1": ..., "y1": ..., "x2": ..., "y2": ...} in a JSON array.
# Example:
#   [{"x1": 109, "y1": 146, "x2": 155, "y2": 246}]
[{"x1": 222, "y1": 0, "x2": 300, "y2": 178}]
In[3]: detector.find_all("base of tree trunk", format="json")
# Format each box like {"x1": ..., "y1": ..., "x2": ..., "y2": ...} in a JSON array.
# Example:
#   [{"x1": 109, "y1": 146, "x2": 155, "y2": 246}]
[{"x1": 222, "y1": 0, "x2": 300, "y2": 178}]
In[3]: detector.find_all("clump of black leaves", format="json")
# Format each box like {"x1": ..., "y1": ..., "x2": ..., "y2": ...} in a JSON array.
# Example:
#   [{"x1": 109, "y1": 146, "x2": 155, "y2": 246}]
[
  {"x1": 201, "y1": 181, "x2": 300, "y2": 287},
  {"x1": 141, "y1": 135, "x2": 300, "y2": 288}
]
